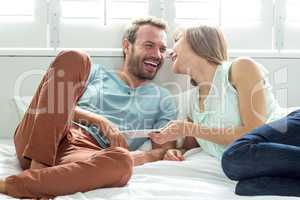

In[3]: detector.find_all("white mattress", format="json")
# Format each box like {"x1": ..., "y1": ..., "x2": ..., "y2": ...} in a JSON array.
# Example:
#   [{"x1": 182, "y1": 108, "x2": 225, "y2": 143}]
[{"x1": 0, "y1": 139, "x2": 298, "y2": 200}]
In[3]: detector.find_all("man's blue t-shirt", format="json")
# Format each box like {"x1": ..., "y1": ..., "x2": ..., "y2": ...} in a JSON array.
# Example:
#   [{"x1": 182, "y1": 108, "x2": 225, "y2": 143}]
[{"x1": 77, "y1": 64, "x2": 177, "y2": 150}]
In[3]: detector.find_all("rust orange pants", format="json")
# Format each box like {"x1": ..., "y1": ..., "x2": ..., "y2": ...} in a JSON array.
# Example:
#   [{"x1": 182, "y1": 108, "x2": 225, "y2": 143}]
[{"x1": 5, "y1": 50, "x2": 133, "y2": 199}]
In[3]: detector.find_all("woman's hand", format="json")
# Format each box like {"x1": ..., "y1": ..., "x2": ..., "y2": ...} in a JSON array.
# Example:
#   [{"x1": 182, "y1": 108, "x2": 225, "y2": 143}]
[
  {"x1": 164, "y1": 149, "x2": 184, "y2": 161},
  {"x1": 149, "y1": 120, "x2": 189, "y2": 145}
]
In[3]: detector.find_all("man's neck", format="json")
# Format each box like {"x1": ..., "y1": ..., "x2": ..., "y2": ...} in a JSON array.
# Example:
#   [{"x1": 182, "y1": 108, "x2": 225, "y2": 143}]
[{"x1": 117, "y1": 67, "x2": 148, "y2": 88}]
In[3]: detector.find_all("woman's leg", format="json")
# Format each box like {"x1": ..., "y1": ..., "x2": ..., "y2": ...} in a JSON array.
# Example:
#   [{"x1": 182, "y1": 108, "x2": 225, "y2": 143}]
[
  {"x1": 14, "y1": 50, "x2": 91, "y2": 169},
  {"x1": 222, "y1": 110, "x2": 300, "y2": 180},
  {"x1": 236, "y1": 176, "x2": 300, "y2": 196},
  {"x1": 222, "y1": 110, "x2": 300, "y2": 196}
]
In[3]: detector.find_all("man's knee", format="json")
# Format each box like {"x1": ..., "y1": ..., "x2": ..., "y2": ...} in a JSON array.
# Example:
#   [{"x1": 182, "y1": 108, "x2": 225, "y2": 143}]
[
  {"x1": 52, "y1": 50, "x2": 91, "y2": 75},
  {"x1": 103, "y1": 147, "x2": 133, "y2": 187},
  {"x1": 56, "y1": 50, "x2": 90, "y2": 63},
  {"x1": 114, "y1": 147, "x2": 133, "y2": 186}
]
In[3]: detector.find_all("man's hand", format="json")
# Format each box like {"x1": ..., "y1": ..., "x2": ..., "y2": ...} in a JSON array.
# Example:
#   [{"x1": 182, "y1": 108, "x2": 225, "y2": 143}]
[
  {"x1": 0, "y1": 179, "x2": 6, "y2": 194},
  {"x1": 130, "y1": 148, "x2": 170, "y2": 166},
  {"x1": 163, "y1": 149, "x2": 184, "y2": 161},
  {"x1": 74, "y1": 106, "x2": 128, "y2": 149},
  {"x1": 100, "y1": 121, "x2": 128, "y2": 149},
  {"x1": 30, "y1": 159, "x2": 48, "y2": 169}
]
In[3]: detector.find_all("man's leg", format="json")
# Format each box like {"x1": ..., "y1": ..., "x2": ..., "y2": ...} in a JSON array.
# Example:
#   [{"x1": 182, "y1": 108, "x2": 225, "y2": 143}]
[
  {"x1": 3, "y1": 142, "x2": 133, "y2": 199},
  {"x1": 14, "y1": 50, "x2": 91, "y2": 169},
  {"x1": 222, "y1": 110, "x2": 300, "y2": 196}
]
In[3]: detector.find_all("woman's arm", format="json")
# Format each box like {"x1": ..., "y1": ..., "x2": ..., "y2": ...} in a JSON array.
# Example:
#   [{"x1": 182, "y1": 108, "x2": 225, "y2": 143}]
[
  {"x1": 151, "y1": 57, "x2": 268, "y2": 145},
  {"x1": 218, "y1": 57, "x2": 267, "y2": 143}
]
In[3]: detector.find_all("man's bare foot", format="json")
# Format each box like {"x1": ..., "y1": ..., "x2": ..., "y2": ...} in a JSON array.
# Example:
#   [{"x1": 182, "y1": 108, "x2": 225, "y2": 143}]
[
  {"x1": 0, "y1": 180, "x2": 6, "y2": 194},
  {"x1": 30, "y1": 160, "x2": 47, "y2": 169}
]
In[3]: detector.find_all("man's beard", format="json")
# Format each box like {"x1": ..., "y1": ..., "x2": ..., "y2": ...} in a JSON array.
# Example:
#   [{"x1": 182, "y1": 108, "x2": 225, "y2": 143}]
[{"x1": 127, "y1": 49, "x2": 162, "y2": 81}]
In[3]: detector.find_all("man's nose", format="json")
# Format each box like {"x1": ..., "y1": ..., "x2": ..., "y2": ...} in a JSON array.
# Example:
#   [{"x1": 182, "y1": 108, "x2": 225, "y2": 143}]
[{"x1": 150, "y1": 47, "x2": 163, "y2": 59}]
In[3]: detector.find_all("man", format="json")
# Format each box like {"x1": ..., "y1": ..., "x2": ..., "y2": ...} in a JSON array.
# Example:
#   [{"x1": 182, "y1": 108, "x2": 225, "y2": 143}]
[{"x1": 0, "y1": 17, "x2": 176, "y2": 198}]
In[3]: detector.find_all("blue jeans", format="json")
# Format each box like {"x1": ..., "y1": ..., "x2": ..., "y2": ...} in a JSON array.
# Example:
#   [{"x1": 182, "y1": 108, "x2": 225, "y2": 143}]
[{"x1": 222, "y1": 109, "x2": 300, "y2": 196}]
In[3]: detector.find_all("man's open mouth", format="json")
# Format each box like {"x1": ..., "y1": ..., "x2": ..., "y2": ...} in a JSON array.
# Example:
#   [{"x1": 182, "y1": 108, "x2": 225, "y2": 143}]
[{"x1": 144, "y1": 60, "x2": 159, "y2": 73}]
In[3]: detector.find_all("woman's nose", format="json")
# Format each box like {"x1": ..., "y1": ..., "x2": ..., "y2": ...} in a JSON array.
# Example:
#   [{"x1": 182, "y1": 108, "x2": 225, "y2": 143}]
[{"x1": 167, "y1": 49, "x2": 174, "y2": 59}]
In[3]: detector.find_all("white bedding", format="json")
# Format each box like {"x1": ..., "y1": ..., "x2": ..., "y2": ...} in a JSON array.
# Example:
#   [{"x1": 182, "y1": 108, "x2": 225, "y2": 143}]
[{"x1": 0, "y1": 139, "x2": 298, "y2": 200}]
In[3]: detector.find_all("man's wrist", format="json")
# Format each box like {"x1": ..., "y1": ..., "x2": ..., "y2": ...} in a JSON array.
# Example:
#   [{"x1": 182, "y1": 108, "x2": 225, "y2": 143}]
[
  {"x1": 179, "y1": 148, "x2": 187, "y2": 154},
  {"x1": 131, "y1": 148, "x2": 167, "y2": 166},
  {"x1": 131, "y1": 150, "x2": 148, "y2": 166},
  {"x1": 0, "y1": 180, "x2": 6, "y2": 194},
  {"x1": 146, "y1": 148, "x2": 167, "y2": 162}
]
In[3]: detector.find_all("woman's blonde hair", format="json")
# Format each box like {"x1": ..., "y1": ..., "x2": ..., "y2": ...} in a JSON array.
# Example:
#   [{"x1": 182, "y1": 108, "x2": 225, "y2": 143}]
[{"x1": 184, "y1": 25, "x2": 228, "y2": 65}]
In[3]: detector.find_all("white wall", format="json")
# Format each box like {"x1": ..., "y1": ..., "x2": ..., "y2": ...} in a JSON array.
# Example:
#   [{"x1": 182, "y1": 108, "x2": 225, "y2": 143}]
[{"x1": 1, "y1": 51, "x2": 300, "y2": 139}]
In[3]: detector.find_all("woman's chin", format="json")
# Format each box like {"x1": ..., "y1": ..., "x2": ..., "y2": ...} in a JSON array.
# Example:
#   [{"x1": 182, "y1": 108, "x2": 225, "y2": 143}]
[
  {"x1": 171, "y1": 67, "x2": 180, "y2": 74},
  {"x1": 171, "y1": 67, "x2": 187, "y2": 75},
  {"x1": 171, "y1": 64, "x2": 182, "y2": 74}
]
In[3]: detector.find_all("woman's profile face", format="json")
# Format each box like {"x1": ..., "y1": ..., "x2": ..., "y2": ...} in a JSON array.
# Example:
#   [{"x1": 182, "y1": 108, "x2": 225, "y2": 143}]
[{"x1": 170, "y1": 32, "x2": 195, "y2": 75}]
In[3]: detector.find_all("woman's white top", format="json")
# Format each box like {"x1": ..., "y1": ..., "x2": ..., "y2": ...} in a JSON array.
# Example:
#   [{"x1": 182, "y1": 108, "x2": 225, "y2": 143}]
[{"x1": 176, "y1": 61, "x2": 290, "y2": 159}]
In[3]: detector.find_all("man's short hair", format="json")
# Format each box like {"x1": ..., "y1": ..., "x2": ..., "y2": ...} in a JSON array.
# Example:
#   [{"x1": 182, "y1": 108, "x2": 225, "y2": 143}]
[{"x1": 122, "y1": 16, "x2": 168, "y2": 58}]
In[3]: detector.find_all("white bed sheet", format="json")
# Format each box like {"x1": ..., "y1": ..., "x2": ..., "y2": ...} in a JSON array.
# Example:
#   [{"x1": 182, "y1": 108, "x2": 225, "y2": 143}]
[{"x1": 0, "y1": 139, "x2": 298, "y2": 200}]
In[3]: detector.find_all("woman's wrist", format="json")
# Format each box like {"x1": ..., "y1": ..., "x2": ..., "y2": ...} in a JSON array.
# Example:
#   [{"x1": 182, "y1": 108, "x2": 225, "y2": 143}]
[{"x1": 181, "y1": 121, "x2": 198, "y2": 137}]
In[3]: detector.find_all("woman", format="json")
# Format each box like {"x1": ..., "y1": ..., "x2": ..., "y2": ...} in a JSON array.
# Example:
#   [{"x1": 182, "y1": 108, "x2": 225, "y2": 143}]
[
  {"x1": 150, "y1": 25, "x2": 300, "y2": 196},
  {"x1": 150, "y1": 25, "x2": 287, "y2": 161}
]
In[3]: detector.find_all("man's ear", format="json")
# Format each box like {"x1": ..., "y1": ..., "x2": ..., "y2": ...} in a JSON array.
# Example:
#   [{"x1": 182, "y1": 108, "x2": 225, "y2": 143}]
[{"x1": 122, "y1": 39, "x2": 130, "y2": 56}]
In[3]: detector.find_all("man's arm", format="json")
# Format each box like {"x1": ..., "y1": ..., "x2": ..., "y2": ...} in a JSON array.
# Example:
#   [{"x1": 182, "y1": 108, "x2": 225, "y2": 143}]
[
  {"x1": 130, "y1": 141, "x2": 176, "y2": 166},
  {"x1": 74, "y1": 106, "x2": 111, "y2": 130},
  {"x1": 75, "y1": 105, "x2": 176, "y2": 164},
  {"x1": 129, "y1": 88, "x2": 178, "y2": 166},
  {"x1": 74, "y1": 106, "x2": 128, "y2": 148}
]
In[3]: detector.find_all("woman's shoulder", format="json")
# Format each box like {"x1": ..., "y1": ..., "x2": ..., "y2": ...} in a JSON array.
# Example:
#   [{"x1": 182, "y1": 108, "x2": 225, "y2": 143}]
[
  {"x1": 229, "y1": 57, "x2": 265, "y2": 84},
  {"x1": 220, "y1": 57, "x2": 261, "y2": 74},
  {"x1": 232, "y1": 56, "x2": 257, "y2": 65},
  {"x1": 231, "y1": 57, "x2": 260, "y2": 72}
]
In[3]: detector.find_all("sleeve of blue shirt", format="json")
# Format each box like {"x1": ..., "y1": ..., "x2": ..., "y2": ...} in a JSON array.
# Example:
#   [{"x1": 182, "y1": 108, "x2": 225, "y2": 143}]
[
  {"x1": 77, "y1": 64, "x2": 100, "y2": 113},
  {"x1": 153, "y1": 88, "x2": 177, "y2": 129}
]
